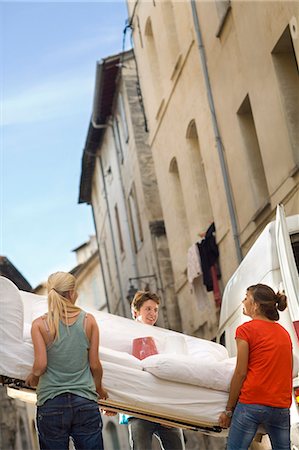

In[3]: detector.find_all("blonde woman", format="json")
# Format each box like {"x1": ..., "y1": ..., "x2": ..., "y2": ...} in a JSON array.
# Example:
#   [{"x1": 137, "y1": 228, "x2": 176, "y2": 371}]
[{"x1": 26, "y1": 271, "x2": 107, "y2": 450}]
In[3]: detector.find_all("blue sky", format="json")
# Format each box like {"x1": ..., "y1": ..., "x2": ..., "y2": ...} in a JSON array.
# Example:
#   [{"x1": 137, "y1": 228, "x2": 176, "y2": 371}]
[{"x1": 1, "y1": 1, "x2": 129, "y2": 287}]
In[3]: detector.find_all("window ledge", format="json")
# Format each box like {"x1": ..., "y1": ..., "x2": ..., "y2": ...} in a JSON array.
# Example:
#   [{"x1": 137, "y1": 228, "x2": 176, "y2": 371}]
[
  {"x1": 251, "y1": 200, "x2": 271, "y2": 223},
  {"x1": 136, "y1": 240, "x2": 144, "y2": 254},
  {"x1": 155, "y1": 98, "x2": 165, "y2": 121},
  {"x1": 289, "y1": 164, "x2": 299, "y2": 178},
  {"x1": 170, "y1": 53, "x2": 182, "y2": 81},
  {"x1": 174, "y1": 271, "x2": 188, "y2": 294}
]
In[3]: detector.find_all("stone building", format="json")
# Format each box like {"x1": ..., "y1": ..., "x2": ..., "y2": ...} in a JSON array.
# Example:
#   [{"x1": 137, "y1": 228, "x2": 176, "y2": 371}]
[
  {"x1": 126, "y1": 0, "x2": 299, "y2": 337},
  {"x1": 79, "y1": 49, "x2": 181, "y2": 331}
]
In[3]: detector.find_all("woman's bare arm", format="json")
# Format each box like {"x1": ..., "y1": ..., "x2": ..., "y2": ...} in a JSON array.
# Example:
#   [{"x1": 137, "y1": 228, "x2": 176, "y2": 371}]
[
  {"x1": 25, "y1": 319, "x2": 48, "y2": 386},
  {"x1": 87, "y1": 314, "x2": 108, "y2": 399},
  {"x1": 219, "y1": 338, "x2": 249, "y2": 428}
]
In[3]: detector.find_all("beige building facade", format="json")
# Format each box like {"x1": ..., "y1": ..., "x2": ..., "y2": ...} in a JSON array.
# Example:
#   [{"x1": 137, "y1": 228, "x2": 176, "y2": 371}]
[{"x1": 127, "y1": 0, "x2": 299, "y2": 336}]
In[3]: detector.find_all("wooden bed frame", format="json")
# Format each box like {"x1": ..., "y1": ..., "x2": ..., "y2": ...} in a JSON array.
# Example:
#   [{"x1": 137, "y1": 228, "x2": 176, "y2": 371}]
[
  {"x1": 1, "y1": 376, "x2": 223, "y2": 434},
  {"x1": 99, "y1": 399, "x2": 222, "y2": 433}
]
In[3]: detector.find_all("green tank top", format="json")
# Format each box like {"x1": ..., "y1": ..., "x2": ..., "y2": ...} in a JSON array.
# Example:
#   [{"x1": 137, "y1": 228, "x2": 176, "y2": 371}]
[{"x1": 36, "y1": 310, "x2": 98, "y2": 406}]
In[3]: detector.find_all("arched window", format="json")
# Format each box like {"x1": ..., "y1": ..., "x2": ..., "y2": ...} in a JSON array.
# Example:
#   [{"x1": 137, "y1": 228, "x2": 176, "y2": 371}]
[
  {"x1": 105, "y1": 421, "x2": 121, "y2": 450},
  {"x1": 144, "y1": 17, "x2": 162, "y2": 108},
  {"x1": 144, "y1": 16, "x2": 153, "y2": 37},
  {"x1": 31, "y1": 418, "x2": 39, "y2": 449},
  {"x1": 161, "y1": 0, "x2": 180, "y2": 70},
  {"x1": 128, "y1": 182, "x2": 143, "y2": 252},
  {"x1": 186, "y1": 119, "x2": 198, "y2": 139},
  {"x1": 168, "y1": 157, "x2": 190, "y2": 272},
  {"x1": 185, "y1": 119, "x2": 213, "y2": 231},
  {"x1": 19, "y1": 417, "x2": 29, "y2": 450},
  {"x1": 272, "y1": 25, "x2": 299, "y2": 170},
  {"x1": 237, "y1": 95, "x2": 269, "y2": 212}
]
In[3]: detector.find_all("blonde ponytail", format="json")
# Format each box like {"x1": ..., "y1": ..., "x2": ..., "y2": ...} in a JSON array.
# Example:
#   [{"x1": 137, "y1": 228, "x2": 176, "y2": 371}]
[{"x1": 47, "y1": 272, "x2": 81, "y2": 340}]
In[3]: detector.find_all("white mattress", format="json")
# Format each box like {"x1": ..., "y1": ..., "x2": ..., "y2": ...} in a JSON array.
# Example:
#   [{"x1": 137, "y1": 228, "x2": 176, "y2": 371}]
[
  {"x1": 0, "y1": 276, "x2": 234, "y2": 429},
  {"x1": 102, "y1": 360, "x2": 229, "y2": 424}
]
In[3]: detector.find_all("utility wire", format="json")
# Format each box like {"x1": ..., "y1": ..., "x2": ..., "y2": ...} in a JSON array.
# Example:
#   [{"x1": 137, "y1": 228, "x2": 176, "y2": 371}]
[{"x1": 120, "y1": 1, "x2": 148, "y2": 133}]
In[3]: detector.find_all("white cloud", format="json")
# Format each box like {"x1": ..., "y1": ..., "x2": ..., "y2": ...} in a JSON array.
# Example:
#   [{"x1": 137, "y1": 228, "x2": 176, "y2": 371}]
[
  {"x1": 44, "y1": 32, "x2": 121, "y2": 63},
  {"x1": 2, "y1": 71, "x2": 95, "y2": 126},
  {"x1": 5, "y1": 194, "x2": 72, "y2": 219}
]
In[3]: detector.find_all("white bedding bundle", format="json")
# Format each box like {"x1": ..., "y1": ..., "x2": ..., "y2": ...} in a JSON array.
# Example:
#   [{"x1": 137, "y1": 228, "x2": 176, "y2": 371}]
[{"x1": 0, "y1": 276, "x2": 235, "y2": 426}]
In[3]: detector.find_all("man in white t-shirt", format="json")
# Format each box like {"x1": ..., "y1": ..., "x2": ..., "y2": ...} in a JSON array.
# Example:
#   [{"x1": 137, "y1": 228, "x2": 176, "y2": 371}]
[{"x1": 119, "y1": 291, "x2": 185, "y2": 450}]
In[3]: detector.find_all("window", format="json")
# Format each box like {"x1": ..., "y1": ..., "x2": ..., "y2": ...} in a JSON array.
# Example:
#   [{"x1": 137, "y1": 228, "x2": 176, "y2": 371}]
[
  {"x1": 31, "y1": 419, "x2": 39, "y2": 449},
  {"x1": 19, "y1": 417, "x2": 29, "y2": 450},
  {"x1": 291, "y1": 233, "x2": 299, "y2": 274},
  {"x1": 237, "y1": 94, "x2": 269, "y2": 213},
  {"x1": 92, "y1": 276, "x2": 101, "y2": 309},
  {"x1": 102, "y1": 240, "x2": 113, "y2": 285},
  {"x1": 113, "y1": 118, "x2": 124, "y2": 164},
  {"x1": 144, "y1": 17, "x2": 162, "y2": 108},
  {"x1": 128, "y1": 183, "x2": 143, "y2": 252},
  {"x1": 185, "y1": 119, "x2": 213, "y2": 228},
  {"x1": 136, "y1": 15, "x2": 144, "y2": 48},
  {"x1": 160, "y1": 1, "x2": 180, "y2": 70},
  {"x1": 272, "y1": 25, "x2": 299, "y2": 170},
  {"x1": 168, "y1": 157, "x2": 191, "y2": 272},
  {"x1": 114, "y1": 204, "x2": 124, "y2": 254},
  {"x1": 105, "y1": 422, "x2": 121, "y2": 450},
  {"x1": 118, "y1": 93, "x2": 129, "y2": 143}
]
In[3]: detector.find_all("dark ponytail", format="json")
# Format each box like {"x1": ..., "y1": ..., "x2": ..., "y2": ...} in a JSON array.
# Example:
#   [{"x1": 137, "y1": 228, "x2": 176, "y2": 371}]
[
  {"x1": 247, "y1": 284, "x2": 287, "y2": 321},
  {"x1": 275, "y1": 291, "x2": 288, "y2": 311}
]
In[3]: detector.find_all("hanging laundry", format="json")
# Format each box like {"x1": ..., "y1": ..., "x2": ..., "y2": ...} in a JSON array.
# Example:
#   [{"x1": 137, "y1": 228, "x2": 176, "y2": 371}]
[
  {"x1": 197, "y1": 223, "x2": 222, "y2": 306},
  {"x1": 187, "y1": 243, "x2": 202, "y2": 284}
]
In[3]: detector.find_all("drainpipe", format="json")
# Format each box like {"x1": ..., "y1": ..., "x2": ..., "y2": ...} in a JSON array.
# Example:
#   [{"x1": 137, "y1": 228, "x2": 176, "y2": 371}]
[
  {"x1": 91, "y1": 206, "x2": 111, "y2": 313},
  {"x1": 98, "y1": 154, "x2": 127, "y2": 317},
  {"x1": 190, "y1": 0, "x2": 243, "y2": 264}
]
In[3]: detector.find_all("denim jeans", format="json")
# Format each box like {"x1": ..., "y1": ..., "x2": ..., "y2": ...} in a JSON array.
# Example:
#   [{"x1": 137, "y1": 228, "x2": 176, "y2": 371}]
[
  {"x1": 227, "y1": 402, "x2": 290, "y2": 450},
  {"x1": 37, "y1": 393, "x2": 103, "y2": 450},
  {"x1": 128, "y1": 417, "x2": 184, "y2": 450}
]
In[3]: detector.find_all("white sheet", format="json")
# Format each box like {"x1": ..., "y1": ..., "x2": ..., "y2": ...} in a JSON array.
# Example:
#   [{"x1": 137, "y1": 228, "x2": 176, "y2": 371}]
[
  {"x1": 142, "y1": 354, "x2": 236, "y2": 392},
  {"x1": 0, "y1": 277, "x2": 34, "y2": 379},
  {"x1": 98, "y1": 347, "x2": 235, "y2": 392},
  {"x1": 102, "y1": 360, "x2": 229, "y2": 424}
]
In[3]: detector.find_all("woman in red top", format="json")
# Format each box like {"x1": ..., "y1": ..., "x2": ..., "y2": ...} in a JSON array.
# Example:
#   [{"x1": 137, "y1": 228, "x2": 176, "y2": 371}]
[{"x1": 219, "y1": 284, "x2": 293, "y2": 450}]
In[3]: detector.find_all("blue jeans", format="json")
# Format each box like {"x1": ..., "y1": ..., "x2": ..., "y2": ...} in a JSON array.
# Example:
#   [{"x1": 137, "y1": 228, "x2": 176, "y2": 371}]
[
  {"x1": 128, "y1": 418, "x2": 184, "y2": 450},
  {"x1": 227, "y1": 402, "x2": 290, "y2": 450},
  {"x1": 37, "y1": 393, "x2": 103, "y2": 450}
]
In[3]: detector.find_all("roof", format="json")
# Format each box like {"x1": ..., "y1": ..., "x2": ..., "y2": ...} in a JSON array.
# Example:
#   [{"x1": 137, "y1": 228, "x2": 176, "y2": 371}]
[
  {"x1": 72, "y1": 241, "x2": 89, "y2": 253},
  {"x1": 79, "y1": 51, "x2": 133, "y2": 205},
  {"x1": 0, "y1": 256, "x2": 32, "y2": 292},
  {"x1": 69, "y1": 251, "x2": 99, "y2": 278}
]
